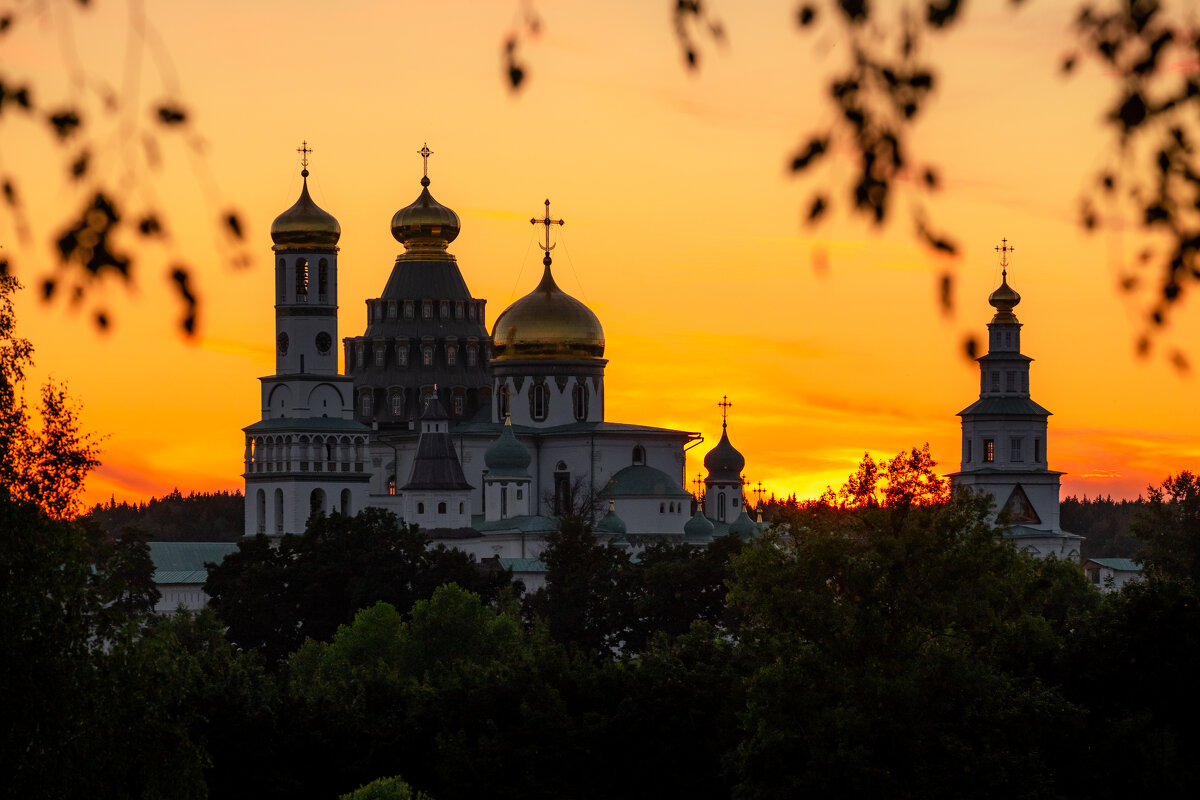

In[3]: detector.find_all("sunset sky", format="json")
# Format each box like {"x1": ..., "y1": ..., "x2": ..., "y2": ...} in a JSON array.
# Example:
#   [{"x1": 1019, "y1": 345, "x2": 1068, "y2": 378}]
[{"x1": 4, "y1": 0, "x2": 1199, "y2": 509}]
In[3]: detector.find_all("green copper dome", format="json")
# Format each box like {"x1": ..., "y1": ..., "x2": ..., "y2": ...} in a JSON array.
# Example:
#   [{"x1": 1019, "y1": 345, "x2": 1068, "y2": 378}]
[
  {"x1": 597, "y1": 500, "x2": 627, "y2": 535},
  {"x1": 729, "y1": 510, "x2": 757, "y2": 539},
  {"x1": 484, "y1": 416, "x2": 531, "y2": 477},
  {"x1": 684, "y1": 508, "x2": 715, "y2": 541}
]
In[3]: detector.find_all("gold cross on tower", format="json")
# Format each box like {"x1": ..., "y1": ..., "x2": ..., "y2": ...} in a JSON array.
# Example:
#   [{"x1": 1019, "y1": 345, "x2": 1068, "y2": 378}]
[
  {"x1": 297, "y1": 140, "x2": 313, "y2": 176},
  {"x1": 718, "y1": 395, "x2": 732, "y2": 424},
  {"x1": 531, "y1": 199, "x2": 565, "y2": 252},
  {"x1": 419, "y1": 143, "x2": 433, "y2": 178},
  {"x1": 995, "y1": 237, "x2": 1015, "y2": 274}
]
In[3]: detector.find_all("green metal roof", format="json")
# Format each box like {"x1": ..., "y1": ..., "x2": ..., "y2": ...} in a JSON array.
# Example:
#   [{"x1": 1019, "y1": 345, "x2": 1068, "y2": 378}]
[
  {"x1": 244, "y1": 417, "x2": 371, "y2": 433},
  {"x1": 149, "y1": 542, "x2": 238, "y2": 584},
  {"x1": 484, "y1": 419, "x2": 532, "y2": 476},
  {"x1": 602, "y1": 465, "x2": 691, "y2": 498},
  {"x1": 498, "y1": 558, "x2": 547, "y2": 572},
  {"x1": 1003, "y1": 525, "x2": 1083, "y2": 540},
  {"x1": 471, "y1": 514, "x2": 560, "y2": 535},
  {"x1": 1088, "y1": 558, "x2": 1142, "y2": 572},
  {"x1": 957, "y1": 396, "x2": 1052, "y2": 417}
]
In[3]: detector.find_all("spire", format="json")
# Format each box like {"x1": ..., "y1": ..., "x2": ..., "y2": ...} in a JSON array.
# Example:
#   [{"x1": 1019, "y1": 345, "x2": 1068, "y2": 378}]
[
  {"x1": 391, "y1": 143, "x2": 460, "y2": 253},
  {"x1": 271, "y1": 142, "x2": 341, "y2": 250},
  {"x1": 988, "y1": 237, "x2": 1022, "y2": 323}
]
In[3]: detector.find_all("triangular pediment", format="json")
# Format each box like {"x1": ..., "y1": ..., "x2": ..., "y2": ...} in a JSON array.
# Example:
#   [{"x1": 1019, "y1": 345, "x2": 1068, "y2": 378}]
[{"x1": 1001, "y1": 484, "x2": 1041, "y2": 525}]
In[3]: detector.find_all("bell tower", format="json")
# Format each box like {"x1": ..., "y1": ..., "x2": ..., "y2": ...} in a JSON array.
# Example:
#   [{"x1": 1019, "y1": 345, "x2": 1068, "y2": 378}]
[
  {"x1": 948, "y1": 239, "x2": 1081, "y2": 560},
  {"x1": 242, "y1": 144, "x2": 371, "y2": 537}
]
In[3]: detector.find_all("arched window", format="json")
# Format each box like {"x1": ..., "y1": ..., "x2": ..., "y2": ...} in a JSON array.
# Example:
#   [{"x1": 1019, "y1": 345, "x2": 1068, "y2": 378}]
[
  {"x1": 361, "y1": 393, "x2": 373, "y2": 417},
  {"x1": 632, "y1": 445, "x2": 645, "y2": 465},
  {"x1": 499, "y1": 385, "x2": 511, "y2": 418},
  {"x1": 391, "y1": 391, "x2": 403, "y2": 417},
  {"x1": 531, "y1": 383, "x2": 547, "y2": 421},
  {"x1": 317, "y1": 259, "x2": 329, "y2": 301},
  {"x1": 717, "y1": 491, "x2": 726, "y2": 523},
  {"x1": 256, "y1": 489, "x2": 266, "y2": 534},
  {"x1": 374, "y1": 344, "x2": 385, "y2": 367},
  {"x1": 453, "y1": 396, "x2": 463, "y2": 416},
  {"x1": 309, "y1": 488, "x2": 326, "y2": 519},
  {"x1": 440, "y1": 301, "x2": 449, "y2": 318},
  {"x1": 573, "y1": 383, "x2": 588, "y2": 420},
  {"x1": 422, "y1": 346, "x2": 433, "y2": 367},
  {"x1": 274, "y1": 488, "x2": 285, "y2": 532},
  {"x1": 660, "y1": 502, "x2": 665, "y2": 514},
  {"x1": 446, "y1": 346, "x2": 457, "y2": 367},
  {"x1": 438, "y1": 502, "x2": 447, "y2": 514},
  {"x1": 404, "y1": 302, "x2": 414, "y2": 319},
  {"x1": 458, "y1": 502, "x2": 464, "y2": 514},
  {"x1": 422, "y1": 302, "x2": 432, "y2": 319},
  {"x1": 467, "y1": 346, "x2": 477, "y2": 366},
  {"x1": 277, "y1": 259, "x2": 285, "y2": 299},
  {"x1": 417, "y1": 502, "x2": 425, "y2": 514},
  {"x1": 387, "y1": 475, "x2": 396, "y2": 496},
  {"x1": 295, "y1": 258, "x2": 309, "y2": 301}
]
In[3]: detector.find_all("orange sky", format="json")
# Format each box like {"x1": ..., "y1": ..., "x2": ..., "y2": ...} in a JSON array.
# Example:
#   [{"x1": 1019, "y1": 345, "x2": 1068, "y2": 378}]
[{"x1": 4, "y1": 0, "x2": 1199, "y2": 508}]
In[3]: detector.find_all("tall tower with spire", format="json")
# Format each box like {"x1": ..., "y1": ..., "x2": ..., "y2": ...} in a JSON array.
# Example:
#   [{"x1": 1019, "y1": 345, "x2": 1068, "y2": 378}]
[
  {"x1": 703, "y1": 396, "x2": 746, "y2": 524},
  {"x1": 242, "y1": 145, "x2": 370, "y2": 536},
  {"x1": 949, "y1": 240, "x2": 1080, "y2": 560}
]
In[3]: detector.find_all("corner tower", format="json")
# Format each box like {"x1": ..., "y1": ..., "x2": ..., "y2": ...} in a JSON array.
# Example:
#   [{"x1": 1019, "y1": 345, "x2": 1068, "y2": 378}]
[
  {"x1": 243, "y1": 145, "x2": 370, "y2": 536},
  {"x1": 948, "y1": 239, "x2": 1080, "y2": 560}
]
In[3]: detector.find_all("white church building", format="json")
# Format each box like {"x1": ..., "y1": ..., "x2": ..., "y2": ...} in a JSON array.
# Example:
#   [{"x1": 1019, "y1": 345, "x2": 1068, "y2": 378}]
[
  {"x1": 242, "y1": 149, "x2": 759, "y2": 577},
  {"x1": 948, "y1": 241, "x2": 1082, "y2": 561}
]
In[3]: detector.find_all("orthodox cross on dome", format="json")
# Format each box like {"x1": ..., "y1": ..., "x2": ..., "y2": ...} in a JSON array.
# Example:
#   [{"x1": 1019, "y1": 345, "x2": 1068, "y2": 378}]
[
  {"x1": 995, "y1": 237, "x2": 1015, "y2": 275},
  {"x1": 694, "y1": 472, "x2": 703, "y2": 497},
  {"x1": 531, "y1": 199, "x2": 564, "y2": 252},
  {"x1": 297, "y1": 140, "x2": 313, "y2": 176},
  {"x1": 718, "y1": 395, "x2": 732, "y2": 424},
  {"x1": 754, "y1": 481, "x2": 764, "y2": 506},
  {"x1": 419, "y1": 143, "x2": 433, "y2": 178}
]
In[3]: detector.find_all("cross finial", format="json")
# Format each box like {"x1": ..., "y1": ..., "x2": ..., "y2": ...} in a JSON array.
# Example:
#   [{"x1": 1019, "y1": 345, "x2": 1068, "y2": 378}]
[
  {"x1": 531, "y1": 199, "x2": 565, "y2": 252},
  {"x1": 718, "y1": 395, "x2": 732, "y2": 424},
  {"x1": 297, "y1": 140, "x2": 313, "y2": 177},
  {"x1": 995, "y1": 237, "x2": 1015, "y2": 275},
  {"x1": 694, "y1": 472, "x2": 703, "y2": 498},
  {"x1": 754, "y1": 480, "x2": 764, "y2": 504},
  {"x1": 419, "y1": 143, "x2": 433, "y2": 178}
]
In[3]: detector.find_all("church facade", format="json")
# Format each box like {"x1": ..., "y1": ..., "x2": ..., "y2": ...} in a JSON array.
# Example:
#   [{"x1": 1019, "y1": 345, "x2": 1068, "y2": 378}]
[{"x1": 242, "y1": 151, "x2": 756, "y2": 576}]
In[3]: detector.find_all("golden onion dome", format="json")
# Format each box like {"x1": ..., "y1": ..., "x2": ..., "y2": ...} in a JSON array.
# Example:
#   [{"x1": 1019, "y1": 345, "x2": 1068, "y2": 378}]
[
  {"x1": 988, "y1": 269, "x2": 1022, "y2": 323},
  {"x1": 491, "y1": 253, "x2": 605, "y2": 360},
  {"x1": 391, "y1": 176, "x2": 461, "y2": 254},
  {"x1": 271, "y1": 171, "x2": 341, "y2": 250}
]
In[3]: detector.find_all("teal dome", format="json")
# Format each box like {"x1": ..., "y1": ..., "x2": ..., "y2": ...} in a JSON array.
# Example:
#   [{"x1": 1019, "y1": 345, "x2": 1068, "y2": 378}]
[
  {"x1": 597, "y1": 500, "x2": 627, "y2": 535},
  {"x1": 729, "y1": 510, "x2": 757, "y2": 539},
  {"x1": 484, "y1": 417, "x2": 531, "y2": 477},
  {"x1": 684, "y1": 508, "x2": 715, "y2": 542},
  {"x1": 603, "y1": 464, "x2": 690, "y2": 499},
  {"x1": 704, "y1": 423, "x2": 745, "y2": 482}
]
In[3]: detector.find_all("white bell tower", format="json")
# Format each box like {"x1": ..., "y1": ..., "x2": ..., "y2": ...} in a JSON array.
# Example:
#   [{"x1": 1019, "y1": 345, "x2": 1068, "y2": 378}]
[{"x1": 242, "y1": 144, "x2": 371, "y2": 536}]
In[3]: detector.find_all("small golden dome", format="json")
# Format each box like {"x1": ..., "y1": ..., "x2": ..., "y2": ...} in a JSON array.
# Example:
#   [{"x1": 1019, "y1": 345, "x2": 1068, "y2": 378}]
[
  {"x1": 271, "y1": 173, "x2": 341, "y2": 250},
  {"x1": 391, "y1": 176, "x2": 461, "y2": 254},
  {"x1": 988, "y1": 269, "x2": 1021, "y2": 323},
  {"x1": 491, "y1": 254, "x2": 605, "y2": 360}
]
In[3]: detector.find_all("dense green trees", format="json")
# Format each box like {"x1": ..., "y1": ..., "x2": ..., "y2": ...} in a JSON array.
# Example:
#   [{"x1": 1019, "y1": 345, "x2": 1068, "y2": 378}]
[{"x1": 86, "y1": 489, "x2": 245, "y2": 542}]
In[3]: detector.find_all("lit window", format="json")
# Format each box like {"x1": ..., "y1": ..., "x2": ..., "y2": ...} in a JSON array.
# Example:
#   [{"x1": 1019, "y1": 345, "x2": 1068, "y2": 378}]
[
  {"x1": 984, "y1": 439, "x2": 994, "y2": 462},
  {"x1": 1011, "y1": 437, "x2": 1022, "y2": 461},
  {"x1": 295, "y1": 258, "x2": 309, "y2": 300},
  {"x1": 387, "y1": 476, "x2": 396, "y2": 496}
]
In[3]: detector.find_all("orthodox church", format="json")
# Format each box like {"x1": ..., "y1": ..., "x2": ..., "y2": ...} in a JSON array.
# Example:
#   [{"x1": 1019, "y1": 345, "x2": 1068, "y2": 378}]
[
  {"x1": 948, "y1": 240, "x2": 1082, "y2": 560},
  {"x1": 241, "y1": 148, "x2": 758, "y2": 581}
]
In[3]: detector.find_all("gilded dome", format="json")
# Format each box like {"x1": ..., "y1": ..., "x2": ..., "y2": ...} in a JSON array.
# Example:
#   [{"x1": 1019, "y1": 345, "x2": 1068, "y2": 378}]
[
  {"x1": 391, "y1": 176, "x2": 461, "y2": 253},
  {"x1": 271, "y1": 173, "x2": 341, "y2": 250},
  {"x1": 988, "y1": 269, "x2": 1021, "y2": 323},
  {"x1": 703, "y1": 423, "x2": 745, "y2": 482},
  {"x1": 491, "y1": 254, "x2": 605, "y2": 360}
]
